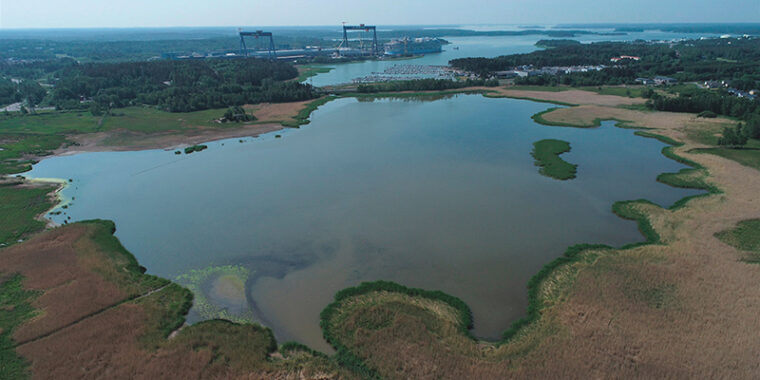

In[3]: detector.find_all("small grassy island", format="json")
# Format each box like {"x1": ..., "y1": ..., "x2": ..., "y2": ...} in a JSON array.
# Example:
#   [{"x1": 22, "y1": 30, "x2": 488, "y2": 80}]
[
  {"x1": 183, "y1": 144, "x2": 208, "y2": 154},
  {"x1": 531, "y1": 139, "x2": 578, "y2": 180}
]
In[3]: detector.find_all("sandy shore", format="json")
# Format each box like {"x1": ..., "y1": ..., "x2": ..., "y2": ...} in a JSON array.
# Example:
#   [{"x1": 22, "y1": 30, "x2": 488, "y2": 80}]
[{"x1": 57, "y1": 122, "x2": 285, "y2": 155}]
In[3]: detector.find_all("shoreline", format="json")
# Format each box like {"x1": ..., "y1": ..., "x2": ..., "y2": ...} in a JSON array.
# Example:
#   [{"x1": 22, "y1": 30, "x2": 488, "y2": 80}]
[
  {"x1": 3, "y1": 86, "x2": 758, "y2": 377},
  {"x1": 29, "y1": 91, "x2": 706, "y2": 342}
]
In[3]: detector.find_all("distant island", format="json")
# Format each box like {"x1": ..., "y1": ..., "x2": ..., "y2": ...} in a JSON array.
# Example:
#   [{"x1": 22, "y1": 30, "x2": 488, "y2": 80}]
[{"x1": 535, "y1": 39, "x2": 582, "y2": 49}]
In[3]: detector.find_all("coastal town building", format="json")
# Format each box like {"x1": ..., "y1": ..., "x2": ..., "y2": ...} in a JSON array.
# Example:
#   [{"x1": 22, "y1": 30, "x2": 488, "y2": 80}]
[
  {"x1": 610, "y1": 55, "x2": 641, "y2": 62},
  {"x1": 654, "y1": 76, "x2": 678, "y2": 85}
]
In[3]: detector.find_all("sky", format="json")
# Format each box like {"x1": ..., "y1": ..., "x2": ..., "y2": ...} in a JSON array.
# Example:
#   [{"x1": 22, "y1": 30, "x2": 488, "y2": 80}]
[{"x1": 1, "y1": 0, "x2": 759, "y2": 29}]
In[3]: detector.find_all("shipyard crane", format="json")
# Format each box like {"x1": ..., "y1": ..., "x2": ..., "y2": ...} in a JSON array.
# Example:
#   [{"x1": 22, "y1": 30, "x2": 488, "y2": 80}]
[
  {"x1": 341, "y1": 23, "x2": 379, "y2": 55},
  {"x1": 239, "y1": 29, "x2": 277, "y2": 60}
]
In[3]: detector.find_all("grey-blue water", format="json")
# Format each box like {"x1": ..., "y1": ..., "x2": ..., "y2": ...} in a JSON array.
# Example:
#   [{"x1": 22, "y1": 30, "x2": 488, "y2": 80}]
[
  {"x1": 307, "y1": 29, "x2": 722, "y2": 87},
  {"x1": 29, "y1": 95, "x2": 702, "y2": 352}
]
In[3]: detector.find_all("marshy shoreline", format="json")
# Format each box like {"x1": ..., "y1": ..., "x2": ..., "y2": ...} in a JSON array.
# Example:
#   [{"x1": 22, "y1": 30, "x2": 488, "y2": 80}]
[{"x1": 3, "y1": 86, "x2": 759, "y2": 378}]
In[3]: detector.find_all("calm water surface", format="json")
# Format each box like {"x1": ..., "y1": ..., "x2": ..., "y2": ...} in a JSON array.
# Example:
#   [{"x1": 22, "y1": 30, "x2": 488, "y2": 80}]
[{"x1": 29, "y1": 95, "x2": 702, "y2": 351}]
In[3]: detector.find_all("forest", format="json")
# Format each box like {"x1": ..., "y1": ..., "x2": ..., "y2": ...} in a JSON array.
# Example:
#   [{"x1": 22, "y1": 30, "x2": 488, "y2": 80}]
[
  {"x1": 645, "y1": 88, "x2": 760, "y2": 145},
  {"x1": 48, "y1": 58, "x2": 315, "y2": 113},
  {"x1": 450, "y1": 38, "x2": 760, "y2": 89}
]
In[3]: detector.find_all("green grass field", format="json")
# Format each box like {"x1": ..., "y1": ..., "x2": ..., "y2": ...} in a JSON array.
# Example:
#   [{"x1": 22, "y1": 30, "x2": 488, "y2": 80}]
[
  {"x1": 584, "y1": 86, "x2": 644, "y2": 98},
  {"x1": 715, "y1": 219, "x2": 760, "y2": 263},
  {"x1": 531, "y1": 139, "x2": 578, "y2": 180},
  {"x1": 0, "y1": 182, "x2": 56, "y2": 247},
  {"x1": 507, "y1": 85, "x2": 644, "y2": 98},
  {"x1": 0, "y1": 107, "x2": 227, "y2": 175},
  {"x1": 696, "y1": 147, "x2": 760, "y2": 171},
  {"x1": 0, "y1": 274, "x2": 39, "y2": 380},
  {"x1": 507, "y1": 85, "x2": 568, "y2": 92}
]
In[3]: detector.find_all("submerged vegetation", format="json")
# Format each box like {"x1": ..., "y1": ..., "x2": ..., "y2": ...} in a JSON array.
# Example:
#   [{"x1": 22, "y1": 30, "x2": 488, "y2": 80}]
[
  {"x1": 531, "y1": 139, "x2": 578, "y2": 180},
  {"x1": 175, "y1": 265, "x2": 255, "y2": 323}
]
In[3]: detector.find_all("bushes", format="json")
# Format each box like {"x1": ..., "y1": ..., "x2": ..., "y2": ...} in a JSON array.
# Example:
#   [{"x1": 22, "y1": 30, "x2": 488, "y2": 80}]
[
  {"x1": 183, "y1": 144, "x2": 207, "y2": 154},
  {"x1": 222, "y1": 105, "x2": 255, "y2": 122},
  {"x1": 717, "y1": 124, "x2": 748, "y2": 147},
  {"x1": 698, "y1": 110, "x2": 718, "y2": 118}
]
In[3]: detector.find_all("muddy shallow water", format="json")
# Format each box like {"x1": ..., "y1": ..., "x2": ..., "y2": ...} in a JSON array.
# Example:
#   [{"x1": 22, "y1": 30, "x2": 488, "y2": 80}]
[{"x1": 29, "y1": 95, "x2": 702, "y2": 352}]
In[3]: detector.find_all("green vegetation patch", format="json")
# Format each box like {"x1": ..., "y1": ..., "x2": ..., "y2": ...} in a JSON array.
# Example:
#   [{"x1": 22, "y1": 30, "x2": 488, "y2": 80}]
[
  {"x1": 612, "y1": 200, "x2": 661, "y2": 248},
  {"x1": 183, "y1": 144, "x2": 208, "y2": 154},
  {"x1": 79, "y1": 220, "x2": 169, "y2": 295},
  {"x1": 175, "y1": 265, "x2": 255, "y2": 324},
  {"x1": 633, "y1": 131, "x2": 721, "y2": 209},
  {"x1": 585, "y1": 86, "x2": 644, "y2": 98},
  {"x1": 531, "y1": 139, "x2": 577, "y2": 180},
  {"x1": 502, "y1": 243, "x2": 612, "y2": 341},
  {"x1": 696, "y1": 147, "x2": 760, "y2": 172},
  {"x1": 0, "y1": 182, "x2": 56, "y2": 247},
  {"x1": 715, "y1": 219, "x2": 760, "y2": 264},
  {"x1": 0, "y1": 274, "x2": 40, "y2": 380},
  {"x1": 281, "y1": 96, "x2": 337, "y2": 128},
  {"x1": 296, "y1": 65, "x2": 333, "y2": 82},
  {"x1": 0, "y1": 134, "x2": 67, "y2": 175},
  {"x1": 133, "y1": 283, "x2": 194, "y2": 349},
  {"x1": 320, "y1": 281, "x2": 473, "y2": 379},
  {"x1": 356, "y1": 78, "x2": 499, "y2": 94},
  {"x1": 535, "y1": 39, "x2": 581, "y2": 49}
]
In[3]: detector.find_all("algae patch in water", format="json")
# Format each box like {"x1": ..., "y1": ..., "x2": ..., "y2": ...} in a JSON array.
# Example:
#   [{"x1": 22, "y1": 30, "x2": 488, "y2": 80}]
[{"x1": 175, "y1": 265, "x2": 256, "y2": 323}]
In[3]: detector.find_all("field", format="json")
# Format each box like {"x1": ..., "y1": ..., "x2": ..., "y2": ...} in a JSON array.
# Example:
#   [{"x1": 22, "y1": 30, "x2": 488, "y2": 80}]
[
  {"x1": 530, "y1": 139, "x2": 577, "y2": 180},
  {"x1": 716, "y1": 219, "x2": 760, "y2": 263},
  {"x1": 0, "y1": 99, "x2": 331, "y2": 175},
  {"x1": 509, "y1": 85, "x2": 645, "y2": 98},
  {"x1": 0, "y1": 181, "x2": 56, "y2": 247}
]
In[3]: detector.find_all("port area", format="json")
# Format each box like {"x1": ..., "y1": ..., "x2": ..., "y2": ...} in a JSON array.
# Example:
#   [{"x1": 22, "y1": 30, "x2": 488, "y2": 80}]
[{"x1": 351, "y1": 64, "x2": 463, "y2": 83}]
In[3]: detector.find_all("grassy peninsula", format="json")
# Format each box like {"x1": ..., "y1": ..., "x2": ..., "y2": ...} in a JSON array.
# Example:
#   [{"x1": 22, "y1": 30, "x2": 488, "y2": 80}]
[{"x1": 531, "y1": 139, "x2": 578, "y2": 180}]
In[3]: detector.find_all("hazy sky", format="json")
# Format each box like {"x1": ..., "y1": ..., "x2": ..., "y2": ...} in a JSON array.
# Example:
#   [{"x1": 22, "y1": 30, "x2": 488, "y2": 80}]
[{"x1": 1, "y1": 0, "x2": 759, "y2": 29}]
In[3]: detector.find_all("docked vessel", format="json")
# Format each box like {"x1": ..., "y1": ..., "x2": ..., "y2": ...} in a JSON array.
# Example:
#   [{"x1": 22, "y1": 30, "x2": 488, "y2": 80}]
[{"x1": 384, "y1": 37, "x2": 443, "y2": 56}]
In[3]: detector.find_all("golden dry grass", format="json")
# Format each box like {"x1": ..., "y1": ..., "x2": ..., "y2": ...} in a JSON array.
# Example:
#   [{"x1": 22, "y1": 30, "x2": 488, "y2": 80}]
[
  {"x1": 1, "y1": 223, "x2": 348, "y2": 379},
  {"x1": 6, "y1": 88, "x2": 760, "y2": 379},
  {"x1": 61, "y1": 99, "x2": 317, "y2": 153},
  {"x1": 320, "y1": 90, "x2": 760, "y2": 379},
  {"x1": 493, "y1": 88, "x2": 646, "y2": 106},
  {"x1": 244, "y1": 99, "x2": 316, "y2": 123}
]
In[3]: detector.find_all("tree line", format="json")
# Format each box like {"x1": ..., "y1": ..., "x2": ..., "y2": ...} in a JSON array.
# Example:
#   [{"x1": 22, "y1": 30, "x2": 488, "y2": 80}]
[
  {"x1": 450, "y1": 38, "x2": 760, "y2": 89},
  {"x1": 356, "y1": 78, "x2": 499, "y2": 93},
  {"x1": 49, "y1": 58, "x2": 316, "y2": 113},
  {"x1": 645, "y1": 89, "x2": 760, "y2": 147},
  {"x1": 0, "y1": 78, "x2": 47, "y2": 106}
]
